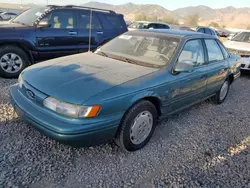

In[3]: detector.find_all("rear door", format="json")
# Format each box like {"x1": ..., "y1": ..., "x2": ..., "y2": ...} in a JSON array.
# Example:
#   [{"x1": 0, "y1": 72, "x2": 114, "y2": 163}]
[
  {"x1": 77, "y1": 10, "x2": 104, "y2": 52},
  {"x1": 203, "y1": 39, "x2": 228, "y2": 97},
  {"x1": 36, "y1": 9, "x2": 79, "y2": 60}
]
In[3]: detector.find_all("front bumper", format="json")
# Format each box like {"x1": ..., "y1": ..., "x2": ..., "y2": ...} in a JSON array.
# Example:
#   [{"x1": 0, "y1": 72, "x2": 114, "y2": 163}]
[{"x1": 10, "y1": 85, "x2": 121, "y2": 146}]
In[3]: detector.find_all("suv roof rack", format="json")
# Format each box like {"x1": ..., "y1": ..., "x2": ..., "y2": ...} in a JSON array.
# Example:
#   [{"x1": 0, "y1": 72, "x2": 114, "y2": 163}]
[{"x1": 64, "y1": 5, "x2": 116, "y2": 14}]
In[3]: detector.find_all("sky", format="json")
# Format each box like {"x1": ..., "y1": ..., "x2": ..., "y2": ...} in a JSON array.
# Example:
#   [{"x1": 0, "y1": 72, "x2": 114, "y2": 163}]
[{"x1": 2, "y1": 0, "x2": 250, "y2": 10}]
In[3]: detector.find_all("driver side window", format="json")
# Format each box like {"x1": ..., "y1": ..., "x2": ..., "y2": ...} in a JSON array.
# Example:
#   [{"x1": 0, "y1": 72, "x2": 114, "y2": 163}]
[
  {"x1": 41, "y1": 10, "x2": 75, "y2": 29},
  {"x1": 178, "y1": 39, "x2": 205, "y2": 67}
]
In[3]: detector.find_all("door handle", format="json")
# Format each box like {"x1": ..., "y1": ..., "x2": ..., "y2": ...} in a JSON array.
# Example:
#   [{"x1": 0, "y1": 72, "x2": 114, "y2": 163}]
[
  {"x1": 96, "y1": 31, "x2": 103, "y2": 35},
  {"x1": 68, "y1": 31, "x2": 77, "y2": 35},
  {"x1": 200, "y1": 74, "x2": 208, "y2": 80}
]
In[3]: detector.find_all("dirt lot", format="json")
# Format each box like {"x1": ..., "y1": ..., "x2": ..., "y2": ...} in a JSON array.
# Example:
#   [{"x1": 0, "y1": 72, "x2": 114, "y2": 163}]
[{"x1": 1, "y1": 73, "x2": 250, "y2": 188}]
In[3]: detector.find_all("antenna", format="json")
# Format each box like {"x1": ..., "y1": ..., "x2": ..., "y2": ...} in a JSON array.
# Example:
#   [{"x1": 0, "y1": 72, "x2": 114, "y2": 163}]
[{"x1": 88, "y1": 8, "x2": 93, "y2": 52}]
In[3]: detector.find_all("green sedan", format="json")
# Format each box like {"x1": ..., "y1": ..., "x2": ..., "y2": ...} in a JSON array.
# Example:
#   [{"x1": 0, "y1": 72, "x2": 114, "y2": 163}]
[{"x1": 10, "y1": 30, "x2": 241, "y2": 151}]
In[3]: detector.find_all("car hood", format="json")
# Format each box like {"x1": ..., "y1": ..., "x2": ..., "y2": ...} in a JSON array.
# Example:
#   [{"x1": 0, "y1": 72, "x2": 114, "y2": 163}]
[
  {"x1": 0, "y1": 21, "x2": 31, "y2": 29},
  {"x1": 224, "y1": 40, "x2": 250, "y2": 52},
  {"x1": 23, "y1": 52, "x2": 157, "y2": 104}
]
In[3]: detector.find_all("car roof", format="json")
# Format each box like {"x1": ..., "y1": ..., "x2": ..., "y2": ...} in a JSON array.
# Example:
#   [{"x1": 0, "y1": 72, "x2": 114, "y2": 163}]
[
  {"x1": 129, "y1": 29, "x2": 214, "y2": 38},
  {"x1": 135, "y1": 21, "x2": 169, "y2": 25}
]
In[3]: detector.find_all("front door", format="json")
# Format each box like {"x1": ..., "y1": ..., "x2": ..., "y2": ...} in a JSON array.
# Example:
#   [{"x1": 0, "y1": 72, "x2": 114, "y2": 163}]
[
  {"x1": 164, "y1": 39, "x2": 208, "y2": 114},
  {"x1": 36, "y1": 9, "x2": 79, "y2": 60}
]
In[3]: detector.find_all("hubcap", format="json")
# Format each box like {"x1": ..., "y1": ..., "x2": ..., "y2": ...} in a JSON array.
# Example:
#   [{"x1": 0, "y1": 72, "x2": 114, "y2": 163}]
[
  {"x1": 220, "y1": 81, "x2": 229, "y2": 101},
  {"x1": 130, "y1": 111, "x2": 153, "y2": 145},
  {"x1": 0, "y1": 53, "x2": 23, "y2": 73}
]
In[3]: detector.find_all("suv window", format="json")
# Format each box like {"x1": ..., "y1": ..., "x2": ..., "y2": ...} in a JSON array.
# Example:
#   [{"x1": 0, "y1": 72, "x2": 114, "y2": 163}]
[
  {"x1": 217, "y1": 40, "x2": 230, "y2": 59},
  {"x1": 205, "y1": 39, "x2": 224, "y2": 62},
  {"x1": 44, "y1": 10, "x2": 75, "y2": 29},
  {"x1": 178, "y1": 39, "x2": 205, "y2": 67},
  {"x1": 147, "y1": 23, "x2": 155, "y2": 29},
  {"x1": 197, "y1": 28, "x2": 205, "y2": 33},
  {"x1": 105, "y1": 15, "x2": 124, "y2": 29},
  {"x1": 78, "y1": 11, "x2": 102, "y2": 29},
  {"x1": 162, "y1": 24, "x2": 170, "y2": 29},
  {"x1": 205, "y1": 28, "x2": 212, "y2": 35}
]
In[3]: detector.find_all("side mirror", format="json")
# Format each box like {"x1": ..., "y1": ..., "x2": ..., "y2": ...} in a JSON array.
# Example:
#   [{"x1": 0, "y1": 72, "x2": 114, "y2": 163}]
[
  {"x1": 174, "y1": 60, "x2": 194, "y2": 73},
  {"x1": 37, "y1": 20, "x2": 50, "y2": 28}
]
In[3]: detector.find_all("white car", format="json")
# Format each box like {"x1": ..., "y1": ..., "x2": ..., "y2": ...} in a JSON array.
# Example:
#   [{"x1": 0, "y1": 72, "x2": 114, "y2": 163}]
[
  {"x1": 224, "y1": 31, "x2": 250, "y2": 70},
  {"x1": 128, "y1": 21, "x2": 170, "y2": 31},
  {"x1": 0, "y1": 12, "x2": 17, "y2": 20}
]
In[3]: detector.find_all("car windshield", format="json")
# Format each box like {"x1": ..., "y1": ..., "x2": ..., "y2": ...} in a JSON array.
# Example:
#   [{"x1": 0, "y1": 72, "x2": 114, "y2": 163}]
[
  {"x1": 95, "y1": 32, "x2": 180, "y2": 68},
  {"x1": 231, "y1": 32, "x2": 250, "y2": 43},
  {"x1": 12, "y1": 6, "x2": 47, "y2": 26},
  {"x1": 129, "y1": 22, "x2": 149, "y2": 29}
]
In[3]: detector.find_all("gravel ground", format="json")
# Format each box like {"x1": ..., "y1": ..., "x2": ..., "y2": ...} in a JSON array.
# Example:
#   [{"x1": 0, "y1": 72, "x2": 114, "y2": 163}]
[{"x1": 1, "y1": 74, "x2": 250, "y2": 188}]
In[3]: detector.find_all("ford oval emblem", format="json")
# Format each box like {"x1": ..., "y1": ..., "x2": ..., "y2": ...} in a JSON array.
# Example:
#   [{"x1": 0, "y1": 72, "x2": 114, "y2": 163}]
[{"x1": 27, "y1": 90, "x2": 35, "y2": 99}]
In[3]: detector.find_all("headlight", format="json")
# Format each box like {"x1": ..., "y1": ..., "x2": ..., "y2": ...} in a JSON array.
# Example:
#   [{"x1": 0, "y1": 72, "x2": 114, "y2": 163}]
[
  {"x1": 43, "y1": 97, "x2": 101, "y2": 118},
  {"x1": 18, "y1": 75, "x2": 23, "y2": 88}
]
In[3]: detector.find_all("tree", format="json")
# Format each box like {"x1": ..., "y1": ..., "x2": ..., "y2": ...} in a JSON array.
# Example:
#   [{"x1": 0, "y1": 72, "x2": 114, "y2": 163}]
[
  {"x1": 184, "y1": 14, "x2": 199, "y2": 26},
  {"x1": 135, "y1": 13, "x2": 147, "y2": 21},
  {"x1": 162, "y1": 16, "x2": 179, "y2": 25},
  {"x1": 209, "y1": 22, "x2": 220, "y2": 28}
]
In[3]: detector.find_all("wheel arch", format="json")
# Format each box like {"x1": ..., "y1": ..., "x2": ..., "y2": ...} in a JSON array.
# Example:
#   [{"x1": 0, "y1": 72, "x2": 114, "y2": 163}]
[{"x1": 0, "y1": 42, "x2": 34, "y2": 64}]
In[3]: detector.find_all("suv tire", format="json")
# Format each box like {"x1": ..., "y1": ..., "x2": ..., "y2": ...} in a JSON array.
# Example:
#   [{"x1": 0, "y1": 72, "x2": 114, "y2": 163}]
[{"x1": 0, "y1": 45, "x2": 29, "y2": 78}]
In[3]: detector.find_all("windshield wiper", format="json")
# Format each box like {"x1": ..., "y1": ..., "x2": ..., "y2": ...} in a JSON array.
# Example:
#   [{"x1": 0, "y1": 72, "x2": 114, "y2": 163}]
[{"x1": 96, "y1": 51, "x2": 108, "y2": 57}]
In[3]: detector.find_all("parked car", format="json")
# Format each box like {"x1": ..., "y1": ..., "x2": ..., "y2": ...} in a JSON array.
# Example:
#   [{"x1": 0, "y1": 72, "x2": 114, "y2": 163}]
[
  {"x1": 0, "y1": 5, "x2": 127, "y2": 78},
  {"x1": 224, "y1": 31, "x2": 250, "y2": 70},
  {"x1": 128, "y1": 21, "x2": 170, "y2": 31},
  {"x1": 217, "y1": 29, "x2": 230, "y2": 37},
  {"x1": 227, "y1": 32, "x2": 238, "y2": 40},
  {"x1": 10, "y1": 29, "x2": 241, "y2": 151},
  {"x1": 196, "y1": 26, "x2": 219, "y2": 38},
  {"x1": 0, "y1": 12, "x2": 17, "y2": 20}
]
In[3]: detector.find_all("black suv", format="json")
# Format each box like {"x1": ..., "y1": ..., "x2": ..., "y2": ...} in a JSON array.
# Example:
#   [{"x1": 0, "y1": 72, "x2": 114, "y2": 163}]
[{"x1": 0, "y1": 5, "x2": 127, "y2": 78}]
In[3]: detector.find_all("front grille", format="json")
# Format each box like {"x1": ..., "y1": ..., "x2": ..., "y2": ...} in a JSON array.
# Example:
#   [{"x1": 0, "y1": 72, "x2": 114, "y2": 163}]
[{"x1": 228, "y1": 48, "x2": 250, "y2": 57}]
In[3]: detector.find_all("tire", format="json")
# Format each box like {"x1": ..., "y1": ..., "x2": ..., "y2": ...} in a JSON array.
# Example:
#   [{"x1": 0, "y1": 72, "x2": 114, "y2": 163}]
[
  {"x1": 212, "y1": 79, "x2": 230, "y2": 104},
  {"x1": 115, "y1": 100, "x2": 158, "y2": 152},
  {"x1": 0, "y1": 45, "x2": 30, "y2": 78}
]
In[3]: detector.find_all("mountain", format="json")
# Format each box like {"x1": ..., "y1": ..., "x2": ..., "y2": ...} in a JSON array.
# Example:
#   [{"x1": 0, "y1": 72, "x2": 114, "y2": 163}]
[
  {"x1": 83, "y1": 2, "x2": 171, "y2": 20},
  {"x1": 1, "y1": 2, "x2": 250, "y2": 28},
  {"x1": 82, "y1": 2, "x2": 250, "y2": 28}
]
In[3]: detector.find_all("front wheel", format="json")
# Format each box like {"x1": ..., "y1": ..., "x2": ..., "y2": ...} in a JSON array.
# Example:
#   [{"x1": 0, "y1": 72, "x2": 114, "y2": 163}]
[
  {"x1": 212, "y1": 79, "x2": 230, "y2": 104},
  {"x1": 115, "y1": 100, "x2": 158, "y2": 152},
  {"x1": 0, "y1": 45, "x2": 30, "y2": 78}
]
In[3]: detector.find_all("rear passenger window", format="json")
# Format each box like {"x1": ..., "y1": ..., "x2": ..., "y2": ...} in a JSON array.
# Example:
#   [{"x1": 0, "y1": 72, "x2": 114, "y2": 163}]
[
  {"x1": 79, "y1": 11, "x2": 103, "y2": 29},
  {"x1": 178, "y1": 39, "x2": 205, "y2": 67},
  {"x1": 197, "y1": 28, "x2": 205, "y2": 33},
  {"x1": 217, "y1": 40, "x2": 230, "y2": 59},
  {"x1": 205, "y1": 39, "x2": 224, "y2": 62},
  {"x1": 205, "y1": 28, "x2": 212, "y2": 35},
  {"x1": 105, "y1": 15, "x2": 124, "y2": 29}
]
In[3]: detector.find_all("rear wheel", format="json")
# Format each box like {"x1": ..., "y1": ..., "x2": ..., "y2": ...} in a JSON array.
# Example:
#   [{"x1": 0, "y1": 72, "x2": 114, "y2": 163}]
[
  {"x1": 212, "y1": 79, "x2": 230, "y2": 104},
  {"x1": 0, "y1": 45, "x2": 29, "y2": 78},
  {"x1": 115, "y1": 100, "x2": 158, "y2": 152}
]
